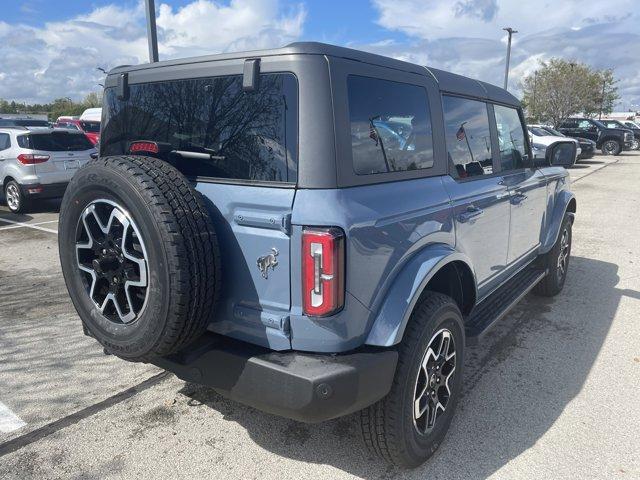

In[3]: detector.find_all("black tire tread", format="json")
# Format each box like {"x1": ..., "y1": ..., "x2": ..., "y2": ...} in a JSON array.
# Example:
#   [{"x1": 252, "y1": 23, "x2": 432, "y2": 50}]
[
  {"x1": 62, "y1": 155, "x2": 221, "y2": 359},
  {"x1": 359, "y1": 292, "x2": 458, "y2": 466}
]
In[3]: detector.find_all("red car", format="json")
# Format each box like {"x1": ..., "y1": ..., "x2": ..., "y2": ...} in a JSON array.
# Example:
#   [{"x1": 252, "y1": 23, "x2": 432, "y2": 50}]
[{"x1": 54, "y1": 117, "x2": 100, "y2": 145}]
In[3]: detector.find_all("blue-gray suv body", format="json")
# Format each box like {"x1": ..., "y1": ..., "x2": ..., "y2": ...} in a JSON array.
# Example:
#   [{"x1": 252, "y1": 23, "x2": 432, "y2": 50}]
[{"x1": 58, "y1": 42, "x2": 576, "y2": 467}]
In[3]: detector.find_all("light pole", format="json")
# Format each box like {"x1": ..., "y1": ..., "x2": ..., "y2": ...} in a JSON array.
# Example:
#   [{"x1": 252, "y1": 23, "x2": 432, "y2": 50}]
[
  {"x1": 532, "y1": 70, "x2": 538, "y2": 120},
  {"x1": 503, "y1": 27, "x2": 518, "y2": 90},
  {"x1": 599, "y1": 78, "x2": 606, "y2": 120},
  {"x1": 144, "y1": 0, "x2": 159, "y2": 63}
]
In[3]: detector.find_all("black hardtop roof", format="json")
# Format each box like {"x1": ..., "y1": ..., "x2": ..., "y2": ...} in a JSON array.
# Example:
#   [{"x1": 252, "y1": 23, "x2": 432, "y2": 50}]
[{"x1": 107, "y1": 41, "x2": 520, "y2": 106}]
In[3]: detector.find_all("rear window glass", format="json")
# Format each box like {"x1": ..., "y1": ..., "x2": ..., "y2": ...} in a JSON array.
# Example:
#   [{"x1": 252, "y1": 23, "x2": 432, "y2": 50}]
[
  {"x1": 0, "y1": 119, "x2": 49, "y2": 127},
  {"x1": 347, "y1": 75, "x2": 434, "y2": 175},
  {"x1": 101, "y1": 73, "x2": 298, "y2": 183},
  {"x1": 80, "y1": 121, "x2": 100, "y2": 133},
  {"x1": 18, "y1": 132, "x2": 94, "y2": 151}
]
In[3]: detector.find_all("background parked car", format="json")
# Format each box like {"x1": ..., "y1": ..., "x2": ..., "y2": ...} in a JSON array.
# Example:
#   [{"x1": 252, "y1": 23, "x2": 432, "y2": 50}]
[
  {"x1": 0, "y1": 117, "x2": 51, "y2": 129},
  {"x1": 0, "y1": 127, "x2": 97, "y2": 212},
  {"x1": 531, "y1": 124, "x2": 596, "y2": 159},
  {"x1": 600, "y1": 119, "x2": 640, "y2": 150},
  {"x1": 527, "y1": 125, "x2": 579, "y2": 165},
  {"x1": 558, "y1": 117, "x2": 633, "y2": 155},
  {"x1": 79, "y1": 107, "x2": 102, "y2": 123},
  {"x1": 54, "y1": 116, "x2": 101, "y2": 145}
]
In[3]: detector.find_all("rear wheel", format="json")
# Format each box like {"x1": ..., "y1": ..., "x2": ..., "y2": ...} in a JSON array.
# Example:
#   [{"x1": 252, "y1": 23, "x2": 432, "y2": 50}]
[
  {"x1": 601, "y1": 139, "x2": 621, "y2": 156},
  {"x1": 359, "y1": 292, "x2": 464, "y2": 467},
  {"x1": 4, "y1": 180, "x2": 29, "y2": 213},
  {"x1": 631, "y1": 139, "x2": 640, "y2": 150},
  {"x1": 58, "y1": 155, "x2": 221, "y2": 361}
]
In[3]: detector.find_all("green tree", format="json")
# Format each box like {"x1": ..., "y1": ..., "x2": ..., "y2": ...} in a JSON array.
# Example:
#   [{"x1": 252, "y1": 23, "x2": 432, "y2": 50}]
[{"x1": 521, "y1": 59, "x2": 619, "y2": 127}]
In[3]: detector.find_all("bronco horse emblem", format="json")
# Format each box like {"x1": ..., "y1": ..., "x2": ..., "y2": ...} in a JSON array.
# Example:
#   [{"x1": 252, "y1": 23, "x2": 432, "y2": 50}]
[{"x1": 257, "y1": 248, "x2": 279, "y2": 279}]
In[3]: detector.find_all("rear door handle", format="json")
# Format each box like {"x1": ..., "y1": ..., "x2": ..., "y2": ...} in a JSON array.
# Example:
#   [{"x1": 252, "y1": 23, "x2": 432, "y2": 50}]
[{"x1": 458, "y1": 205, "x2": 484, "y2": 223}]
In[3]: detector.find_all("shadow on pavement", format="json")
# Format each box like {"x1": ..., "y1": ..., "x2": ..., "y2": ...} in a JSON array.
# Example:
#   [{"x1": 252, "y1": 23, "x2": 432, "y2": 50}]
[
  {"x1": 0, "y1": 198, "x2": 61, "y2": 218},
  {"x1": 180, "y1": 255, "x2": 628, "y2": 479}
]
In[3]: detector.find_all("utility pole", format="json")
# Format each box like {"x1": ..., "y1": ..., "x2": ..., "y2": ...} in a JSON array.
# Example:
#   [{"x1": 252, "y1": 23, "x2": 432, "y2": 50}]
[
  {"x1": 144, "y1": 0, "x2": 159, "y2": 63},
  {"x1": 503, "y1": 27, "x2": 517, "y2": 90},
  {"x1": 599, "y1": 78, "x2": 606, "y2": 120}
]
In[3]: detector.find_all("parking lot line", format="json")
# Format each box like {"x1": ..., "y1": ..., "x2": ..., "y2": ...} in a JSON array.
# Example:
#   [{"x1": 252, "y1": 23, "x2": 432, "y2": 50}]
[
  {"x1": 0, "y1": 218, "x2": 58, "y2": 234},
  {"x1": 0, "y1": 402, "x2": 26, "y2": 434},
  {"x1": 0, "y1": 220, "x2": 58, "y2": 232}
]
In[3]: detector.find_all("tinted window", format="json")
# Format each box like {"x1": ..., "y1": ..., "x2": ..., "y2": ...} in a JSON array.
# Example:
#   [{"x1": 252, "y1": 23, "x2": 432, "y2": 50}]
[
  {"x1": 577, "y1": 120, "x2": 592, "y2": 129},
  {"x1": 0, "y1": 133, "x2": 10, "y2": 150},
  {"x1": 529, "y1": 126, "x2": 549, "y2": 137},
  {"x1": 101, "y1": 73, "x2": 298, "y2": 183},
  {"x1": 347, "y1": 75, "x2": 433, "y2": 175},
  {"x1": 494, "y1": 105, "x2": 527, "y2": 171},
  {"x1": 80, "y1": 121, "x2": 100, "y2": 133},
  {"x1": 443, "y1": 96, "x2": 493, "y2": 179},
  {"x1": 560, "y1": 119, "x2": 577, "y2": 128},
  {"x1": 0, "y1": 119, "x2": 50, "y2": 127},
  {"x1": 19, "y1": 132, "x2": 93, "y2": 151}
]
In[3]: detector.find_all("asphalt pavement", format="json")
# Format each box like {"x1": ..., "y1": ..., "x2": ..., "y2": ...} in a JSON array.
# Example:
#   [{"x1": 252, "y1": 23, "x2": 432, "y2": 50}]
[{"x1": 0, "y1": 152, "x2": 638, "y2": 479}]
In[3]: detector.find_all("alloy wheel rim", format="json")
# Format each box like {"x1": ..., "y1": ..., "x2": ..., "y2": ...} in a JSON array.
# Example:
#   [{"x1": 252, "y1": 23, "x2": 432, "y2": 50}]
[
  {"x1": 6, "y1": 184, "x2": 20, "y2": 210},
  {"x1": 604, "y1": 141, "x2": 617, "y2": 154},
  {"x1": 75, "y1": 199, "x2": 149, "y2": 324},
  {"x1": 413, "y1": 328, "x2": 456, "y2": 435},
  {"x1": 557, "y1": 228, "x2": 570, "y2": 281}
]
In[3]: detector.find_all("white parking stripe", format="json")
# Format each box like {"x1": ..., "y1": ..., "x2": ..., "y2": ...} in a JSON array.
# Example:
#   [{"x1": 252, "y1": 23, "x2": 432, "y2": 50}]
[
  {"x1": 0, "y1": 218, "x2": 58, "y2": 234},
  {"x1": 0, "y1": 220, "x2": 58, "y2": 232},
  {"x1": 0, "y1": 402, "x2": 26, "y2": 434}
]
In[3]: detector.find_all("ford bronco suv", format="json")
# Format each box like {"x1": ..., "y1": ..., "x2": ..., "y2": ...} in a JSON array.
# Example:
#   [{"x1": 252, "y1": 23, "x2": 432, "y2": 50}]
[{"x1": 58, "y1": 43, "x2": 576, "y2": 467}]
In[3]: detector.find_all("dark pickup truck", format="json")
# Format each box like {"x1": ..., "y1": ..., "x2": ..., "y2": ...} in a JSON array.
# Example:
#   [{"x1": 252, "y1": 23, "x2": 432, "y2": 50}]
[
  {"x1": 558, "y1": 117, "x2": 633, "y2": 155},
  {"x1": 599, "y1": 119, "x2": 640, "y2": 150}
]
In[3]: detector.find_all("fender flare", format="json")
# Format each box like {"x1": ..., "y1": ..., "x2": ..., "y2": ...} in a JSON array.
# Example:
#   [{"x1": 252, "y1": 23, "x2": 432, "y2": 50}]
[
  {"x1": 365, "y1": 244, "x2": 476, "y2": 347},
  {"x1": 540, "y1": 190, "x2": 576, "y2": 254}
]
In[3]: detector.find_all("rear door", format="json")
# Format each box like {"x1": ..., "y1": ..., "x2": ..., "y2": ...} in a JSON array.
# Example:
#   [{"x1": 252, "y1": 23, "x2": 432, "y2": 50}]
[
  {"x1": 493, "y1": 104, "x2": 548, "y2": 265},
  {"x1": 441, "y1": 95, "x2": 511, "y2": 296},
  {"x1": 100, "y1": 67, "x2": 299, "y2": 350}
]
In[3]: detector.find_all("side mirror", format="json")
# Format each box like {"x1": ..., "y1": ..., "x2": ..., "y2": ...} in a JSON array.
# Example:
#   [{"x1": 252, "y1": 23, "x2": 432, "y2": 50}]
[{"x1": 546, "y1": 141, "x2": 576, "y2": 167}]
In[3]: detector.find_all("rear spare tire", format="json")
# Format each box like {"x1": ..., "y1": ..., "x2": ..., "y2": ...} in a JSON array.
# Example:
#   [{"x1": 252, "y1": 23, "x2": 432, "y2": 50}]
[{"x1": 58, "y1": 155, "x2": 221, "y2": 361}]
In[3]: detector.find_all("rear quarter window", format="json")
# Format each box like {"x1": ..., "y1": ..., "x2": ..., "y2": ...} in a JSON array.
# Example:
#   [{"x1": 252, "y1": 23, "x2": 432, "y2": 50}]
[
  {"x1": 101, "y1": 73, "x2": 298, "y2": 183},
  {"x1": 347, "y1": 75, "x2": 434, "y2": 175}
]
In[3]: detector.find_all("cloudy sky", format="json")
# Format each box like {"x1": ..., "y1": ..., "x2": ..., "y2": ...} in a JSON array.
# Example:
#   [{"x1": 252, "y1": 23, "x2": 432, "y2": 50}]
[{"x1": 1, "y1": 0, "x2": 639, "y2": 110}]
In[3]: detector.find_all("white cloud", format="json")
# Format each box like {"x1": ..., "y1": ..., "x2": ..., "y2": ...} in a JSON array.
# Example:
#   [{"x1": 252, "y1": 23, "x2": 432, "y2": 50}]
[
  {"x1": 0, "y1": 0, "x2": 305, "y2": 104},
  {"x1": 369, "y1": 0, "x2": 640, "y2": 109}
]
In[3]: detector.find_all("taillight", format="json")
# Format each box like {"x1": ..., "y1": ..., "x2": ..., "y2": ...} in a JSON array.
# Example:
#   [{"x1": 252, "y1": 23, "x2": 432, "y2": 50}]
[
  {"x1": 17, "y1": 154, "x2": 49, "y2": 165},
  {"x1": 302, "y1": 227, "x2": 345, "y2": 317},
  {"x1": 129, "y1": 141, "x2": 159, "y2": 154}
]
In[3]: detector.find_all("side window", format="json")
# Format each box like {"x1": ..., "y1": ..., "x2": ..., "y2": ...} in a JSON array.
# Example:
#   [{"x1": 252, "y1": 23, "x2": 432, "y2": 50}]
[
  {"x1": 561, "y1": 119, "x2": 577, "y2": 128},
  {"x1": 0, "y1": 133, "x2": 10, "y2": 151},
  {"x1": 347, "y1": 75, "x2": 434, "y2": 175},
  {"x1": 442, "y1": 95, "x2": 493, "y2": 179},
  {"x1": 577, "y1": 120, "x2": 591, "y2": 129},
  {"x1": 494, "y1": 105, "x2": 527, "y2": 172}
]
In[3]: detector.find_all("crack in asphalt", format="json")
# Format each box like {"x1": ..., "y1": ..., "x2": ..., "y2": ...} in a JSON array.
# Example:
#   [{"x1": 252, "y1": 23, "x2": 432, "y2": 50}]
[{"x1": 0, "y1": 372, "x2": 170, "y2": 458}]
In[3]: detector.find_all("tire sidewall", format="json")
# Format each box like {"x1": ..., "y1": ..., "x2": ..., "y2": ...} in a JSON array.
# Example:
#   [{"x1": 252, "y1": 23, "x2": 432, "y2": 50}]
[
  {"x1": 400, "y1": 301, "x2": 465, "y2": 465},
  {"x1": 552, "y1": 217, "x2": 572, "y2": 290},
  {"x1": 602, "y1": 140, "x2": 621, "y2": 156},
  {"x1": 59, "y1": 163, "x2": 171, "y2": 358},
  {"x1": 5, "y1": 180, "x2": 23, "y2": 213}
]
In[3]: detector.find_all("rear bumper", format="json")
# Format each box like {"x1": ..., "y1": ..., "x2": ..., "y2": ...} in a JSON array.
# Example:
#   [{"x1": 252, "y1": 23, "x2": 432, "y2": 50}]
[
  {"x1": 20, "y1": 182, "x2": 67, "y2": 199},
  {"x1": 151, "y1": 333, "x2": 398, "y2": 423}
]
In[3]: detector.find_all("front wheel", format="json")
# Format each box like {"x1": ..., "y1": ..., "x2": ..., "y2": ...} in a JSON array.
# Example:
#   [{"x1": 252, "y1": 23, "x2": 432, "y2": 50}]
[
  {"x1": 359, "y1": 292, "x2": 464, "y2": 468},
  {"x1": 601, "y1": 139, "x2": 622, "y2": 156},
  {"x1": 533, "y1": 214, "x2": 572, "y2": 297},
  {"x1": 631, "y1": 139, "x2": 640, "y2": 151}
]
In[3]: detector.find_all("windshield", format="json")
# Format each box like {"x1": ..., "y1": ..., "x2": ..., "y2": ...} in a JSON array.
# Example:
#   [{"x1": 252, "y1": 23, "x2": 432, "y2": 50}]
[
  {"x1": 603, "y1": 120, "x2": 626, "y2": 128},
  {"x1": 625, "y1": 121, "x2": 639, "y2": 129},
  {"x1": 592, "y1": 119, "x2": 608, "y2": 129},
  {"x1": 528, "y1": 126, "x2": 549, "y2": 137},
  {"x1": 20, "y1": 131, "x2": 94, "y2": 151},
  {"x1": 80, "y1": 121, "x2": 100, "y2": 133},
  {"x1": 542, "y1": 127, "x2": 564, "y2": 137}
]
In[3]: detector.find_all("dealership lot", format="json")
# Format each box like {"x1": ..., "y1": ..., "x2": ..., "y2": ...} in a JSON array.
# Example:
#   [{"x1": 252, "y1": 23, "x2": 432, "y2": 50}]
[{"x1": 0, "y1": 153, "x2": 638, "y2": 479}]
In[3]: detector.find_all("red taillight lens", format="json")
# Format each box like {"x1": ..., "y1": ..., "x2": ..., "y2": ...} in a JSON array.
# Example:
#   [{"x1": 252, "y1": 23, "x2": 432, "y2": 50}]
[
  {"x1": 129, "y1": 141, "x2": 159, "y2": 154},
  {"x1": 302, "y1": 227, "x2": 345, "y2": 317},
  {"x1": 17, "y1": 154, "x2": 49, "y2": 165}
]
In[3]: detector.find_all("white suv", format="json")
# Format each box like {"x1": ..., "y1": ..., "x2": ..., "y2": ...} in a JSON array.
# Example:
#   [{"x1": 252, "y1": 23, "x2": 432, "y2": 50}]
[{"x1": 0, "y1": 127, "x2": 97, "y2": 213}]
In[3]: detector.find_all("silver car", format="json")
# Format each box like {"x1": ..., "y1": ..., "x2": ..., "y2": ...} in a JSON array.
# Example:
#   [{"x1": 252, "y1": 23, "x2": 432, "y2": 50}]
[{"x1": 0, "y1": 127, "x2": 97, "y2": 213}]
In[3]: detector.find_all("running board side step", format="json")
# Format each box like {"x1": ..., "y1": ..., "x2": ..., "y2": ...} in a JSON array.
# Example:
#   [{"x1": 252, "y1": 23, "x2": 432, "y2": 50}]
[{"x1": 465, "y1": 266, "x2": 547, "y2": 344}]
